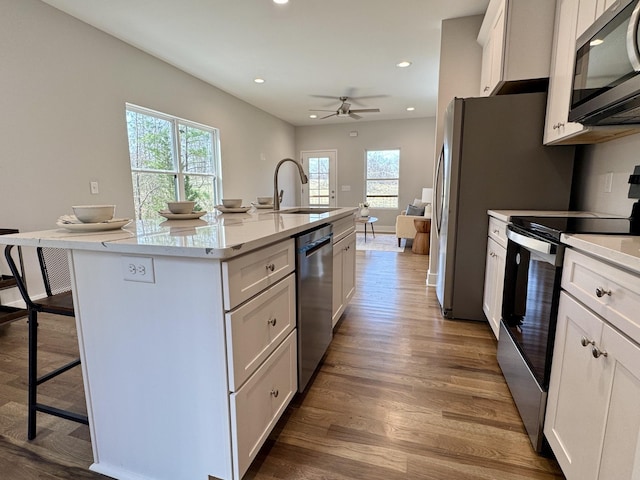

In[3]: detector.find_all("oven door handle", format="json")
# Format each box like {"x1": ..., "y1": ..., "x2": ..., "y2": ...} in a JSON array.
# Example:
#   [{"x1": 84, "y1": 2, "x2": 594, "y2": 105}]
[{"x1": 506, "y1": 228, "x2": 554, "y2": 254}]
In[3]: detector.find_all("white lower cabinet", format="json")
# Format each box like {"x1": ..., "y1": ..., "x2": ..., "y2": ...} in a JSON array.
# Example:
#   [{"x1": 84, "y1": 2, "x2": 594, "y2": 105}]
[
  {"x1": 545, "y1": 249, "x2": 640, "y2": 480},
  {"x1": 483, "y1": 216, "x2": 508, "y2": 339},
  {"x1": 332, "y1": 231, "x2": 356, "y2": 327},
  {"x1": 230, "y1": 331, "x2": 297, "y2": 479}
]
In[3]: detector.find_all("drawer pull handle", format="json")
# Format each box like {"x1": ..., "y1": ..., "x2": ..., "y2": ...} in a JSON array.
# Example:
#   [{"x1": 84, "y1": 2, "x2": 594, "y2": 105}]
[
  {"x1": 493, "y1": 229, "x2": 500, "y2": 234},
  {"x1": 270, "y1": 389, "x2": 279, "y2": 398},
  {"x1": 592, "y1": 346, "x2": 608, "y2": 359},
  {"x1": 595, "y1": 287, "x2": 612, "y2": 298},
  {"x1": 266, "y1": 263, "x2": 275, "y2": 272},
  {"x1": 267, "y1": 317, "x2": 277, "y2": 327},
  {"x1": 581, "y1": 337, "x2": 595, "y2": 347}
]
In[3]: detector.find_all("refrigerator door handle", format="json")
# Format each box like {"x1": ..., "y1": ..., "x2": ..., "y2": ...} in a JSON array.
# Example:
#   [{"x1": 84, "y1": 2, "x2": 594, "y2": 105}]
[{"x1": 434, "y1": 145, "x2": 444, "y2": 236}]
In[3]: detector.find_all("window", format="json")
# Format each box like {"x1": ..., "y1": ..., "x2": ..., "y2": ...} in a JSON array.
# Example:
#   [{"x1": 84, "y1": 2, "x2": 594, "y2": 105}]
[
  {"x1": 365, "y1": 149, "x2": 399, "y2": 208},
  {"x1": 307, "y1": 156, "x2": 330, "y2": 205},
  {"x1": 125, "y1": 104, "x2": 221, "y2": 220}
]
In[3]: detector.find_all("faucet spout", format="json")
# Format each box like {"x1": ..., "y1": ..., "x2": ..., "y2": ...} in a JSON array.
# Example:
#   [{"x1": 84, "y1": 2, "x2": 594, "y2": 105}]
[{"x1": 273, "y1": 158, "x2": 308, "y2": 211}]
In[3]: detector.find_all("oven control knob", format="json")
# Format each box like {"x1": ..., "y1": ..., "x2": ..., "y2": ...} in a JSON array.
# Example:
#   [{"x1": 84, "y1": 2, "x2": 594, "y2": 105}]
[{"x1": 595, "y1": 287, "x2": 612, "y2": 298}]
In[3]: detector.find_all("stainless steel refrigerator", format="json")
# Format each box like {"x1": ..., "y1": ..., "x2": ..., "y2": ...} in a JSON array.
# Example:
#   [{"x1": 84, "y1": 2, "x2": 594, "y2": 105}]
[{"x1": 434, "y1": 92, "x2": 575, "y2": 321}]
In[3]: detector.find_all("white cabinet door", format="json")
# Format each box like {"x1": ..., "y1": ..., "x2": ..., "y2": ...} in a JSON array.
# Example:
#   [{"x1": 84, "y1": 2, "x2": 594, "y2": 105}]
[
  {"x1": 482, "y1": 236, "x2": 505, "y2": 339},
  {"x1": 546, "y1": 292, "x2": 640, "y2": 480},
  {"x1": 332, "y1": 231, "x2": 356, "y2": 327},
  {"x1": 576, "y1": 0, "x2": 599, "y2": 38},
  {"x1": 545, "y1": 292, "x2": 608, "y2": 480},
  {"x1": 544, "y1": 0, "x2": 587, "y2": 144},
  {"x1": 479, "y1": 2, "x2": 505, "y2": 96}
]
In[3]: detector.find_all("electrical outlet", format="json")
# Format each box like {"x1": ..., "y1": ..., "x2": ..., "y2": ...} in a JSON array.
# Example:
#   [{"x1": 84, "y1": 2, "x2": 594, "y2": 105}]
[
  {"x1": 121, "y1": 256, "x2": 155, "y2": 283},
  {"x1": 90, "y1": 181, "x2": 99, "y2": 194}
]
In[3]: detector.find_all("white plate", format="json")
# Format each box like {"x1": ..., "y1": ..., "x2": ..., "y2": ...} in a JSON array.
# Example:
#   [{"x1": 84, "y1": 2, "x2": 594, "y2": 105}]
[
  {"x1": 57, "y1": 218, "x2": 132, "y2": 232},
  {"x1": 158, "y1": 210, "x2": 207, "y2": 220},
  {"x1": 251, "y1": 203, "x2": 274, "y2": 209},
  {"x1": 215, "y1": 205, "x2": 252, "y2": 213}
]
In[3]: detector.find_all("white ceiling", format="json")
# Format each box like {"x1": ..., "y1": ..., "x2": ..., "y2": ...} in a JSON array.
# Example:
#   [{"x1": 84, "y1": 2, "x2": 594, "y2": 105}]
[{"x1": 41, "y1": 0, "x2": 489, "y2": 126}]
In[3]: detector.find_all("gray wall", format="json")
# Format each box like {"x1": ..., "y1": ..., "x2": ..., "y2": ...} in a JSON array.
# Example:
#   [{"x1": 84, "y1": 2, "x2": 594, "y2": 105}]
[
  {"x1": 0, "y1": 0, "x2": 297, "y2": 302},
  {"x1": 573, "y1": 135, "x2": 640, "y2": 216},
  {"x1": 295, "y1": 117, "x2": 436, "y2": 230}
]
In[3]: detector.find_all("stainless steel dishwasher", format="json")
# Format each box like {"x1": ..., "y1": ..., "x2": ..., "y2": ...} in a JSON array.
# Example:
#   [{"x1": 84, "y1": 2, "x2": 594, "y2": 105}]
[{"x1": 295, "y1": 224, "x2": 333, "y2": 392}]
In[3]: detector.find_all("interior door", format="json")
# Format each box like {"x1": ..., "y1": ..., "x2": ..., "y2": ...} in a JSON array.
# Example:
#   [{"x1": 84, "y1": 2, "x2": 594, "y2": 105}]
[{"x1": 301, "y1": 150, "x2": 337, "y2": 207}]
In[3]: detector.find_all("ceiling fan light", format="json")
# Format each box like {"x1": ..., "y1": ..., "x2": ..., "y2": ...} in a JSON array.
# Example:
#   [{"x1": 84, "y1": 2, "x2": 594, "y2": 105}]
[
  {"x1": 273, "y1": 0, "x2": 289, "y2": 4},
  {"x1": 309, "y1": 114, "x2": 318, "y2": 119},
  {"x1": 396, "y1": 61, "x2": 412, "y2": 68},
  {"x1": 406, "y1": 107, "x2": 415, "y2": 111}
]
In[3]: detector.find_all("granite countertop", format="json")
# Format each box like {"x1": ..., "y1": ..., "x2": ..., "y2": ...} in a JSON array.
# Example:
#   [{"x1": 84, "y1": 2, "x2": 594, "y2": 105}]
[
  {"x1": 1, "y1": 207, "x2": 357, "y2": 259},
  {"x1": 561, "y1": 234, "x2": 640, "y2": 275}
]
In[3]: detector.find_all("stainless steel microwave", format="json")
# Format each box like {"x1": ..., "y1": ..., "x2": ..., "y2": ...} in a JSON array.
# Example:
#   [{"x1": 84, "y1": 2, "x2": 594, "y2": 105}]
[{"x1": 569, "y1": 0, "x2": 640, "y2": 125}]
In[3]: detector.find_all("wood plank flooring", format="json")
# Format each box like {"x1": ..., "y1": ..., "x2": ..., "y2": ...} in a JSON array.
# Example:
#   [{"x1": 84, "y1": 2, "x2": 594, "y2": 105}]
[{"x1": 0, "y1": 239, "x2": 564, "y2": 479}]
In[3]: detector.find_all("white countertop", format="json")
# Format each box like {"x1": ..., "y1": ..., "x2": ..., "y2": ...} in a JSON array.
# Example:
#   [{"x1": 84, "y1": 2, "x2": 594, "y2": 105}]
[
  {"x1": 0, "y1": 207, "x2": 357, "y2": 259},
  {"x1": 561, "y1": 234, "x2": 640, "y2": 275},
  {"x1": 487, "y1": 210, "x2": 622, "y2": 223}
]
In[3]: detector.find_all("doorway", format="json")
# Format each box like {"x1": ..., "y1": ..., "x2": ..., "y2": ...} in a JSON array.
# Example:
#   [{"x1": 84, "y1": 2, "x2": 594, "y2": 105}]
[{"x1": 301, "y1": 150, "x2": 337, "y2": 207}]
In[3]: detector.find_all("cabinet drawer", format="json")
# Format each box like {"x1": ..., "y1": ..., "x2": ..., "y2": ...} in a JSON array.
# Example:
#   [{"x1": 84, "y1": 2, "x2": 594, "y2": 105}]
[
  {"x1": 332, "y1": 214, "x2": 356, "y2": 243},
  {"x1": 226, "y1": 273, "x2": 296, "y2": 391},
  {"x1": 488, "y1": 216, "x2": 508, "y2": 248},
  {"x1": 562, "y1": 249, "x2": 640, "y2": 342},
  {"x1": 230, "y1": 330, "x2": 297, "y2": 479},
  {"x1": 222, "y1": 239, "x2": 295, "y2": 310}
]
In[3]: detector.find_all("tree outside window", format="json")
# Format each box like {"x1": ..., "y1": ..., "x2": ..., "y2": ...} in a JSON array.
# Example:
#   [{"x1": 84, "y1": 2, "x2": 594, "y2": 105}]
[
  {"x1": 125, "y1": 105, "x2": 221, "y2": 220},
  {"x1": 365, "y1": 149, "x2": 400, "y2": 208}
]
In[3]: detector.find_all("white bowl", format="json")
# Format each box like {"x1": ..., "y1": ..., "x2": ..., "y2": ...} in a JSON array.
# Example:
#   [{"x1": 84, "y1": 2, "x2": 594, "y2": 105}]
[
  {"x1": 167, "y1": 201, "x2": 196, "y2": 214},
  {"x1": 72, "y1": 205, "x2": 115, "y2": 223},
  {"x1": 257, "y1": 196, "x2": 273, "y2": 205},
  {"x1": 222, "y1": 198, "x2": 242, "y2": 208}
]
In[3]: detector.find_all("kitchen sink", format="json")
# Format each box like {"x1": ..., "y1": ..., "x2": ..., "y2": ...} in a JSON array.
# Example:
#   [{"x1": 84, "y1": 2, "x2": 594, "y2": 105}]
[{"x1": 276, "y1": 208, "x2": 341, "y2": 214}]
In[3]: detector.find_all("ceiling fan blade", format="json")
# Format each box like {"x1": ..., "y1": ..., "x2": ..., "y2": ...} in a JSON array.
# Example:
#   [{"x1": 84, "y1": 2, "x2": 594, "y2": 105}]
[
  {"x1": 320, "y1": 113, "x2": 338, "y2": 119},
  {"x1": 309, "y1": 109, "x2": 337, "y2": 112},
  {"x1": 349, "y1": 94, "x2": 389, "y2": 106},
  {"x1": 350, "y1": 108, "x2": 380, "y2": 113},
  {"x1": 349, "y1": 112, "x2": 362, "y2": 120}
]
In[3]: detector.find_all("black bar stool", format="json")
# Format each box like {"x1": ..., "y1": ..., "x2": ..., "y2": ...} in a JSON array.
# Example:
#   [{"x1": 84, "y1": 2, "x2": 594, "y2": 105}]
[{"x1": 4, "y1": 245, "x2": 88, "y2": 440}]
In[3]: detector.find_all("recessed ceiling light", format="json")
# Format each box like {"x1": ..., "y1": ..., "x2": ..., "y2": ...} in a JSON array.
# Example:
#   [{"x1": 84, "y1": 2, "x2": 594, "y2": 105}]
[
  {"x1": 309, "y1": 114, "x2": 318, "y2": 119},
  {"x1": 396, "y1": 61, "x2": 412, "y2": 68},
  {"x1": 406, "y1": 107, "x2": 415, "y2": 111},
  {"x1": 254, "y1": 78, "x2": 265, "y2": 84},
  {"x1": 273, "y1": 0, "x2": 289, "y2": 4}
]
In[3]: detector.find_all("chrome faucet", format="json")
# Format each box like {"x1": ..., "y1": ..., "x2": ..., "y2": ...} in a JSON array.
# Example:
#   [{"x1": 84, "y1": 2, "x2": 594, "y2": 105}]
[{"x1": 273, "y1": 158, "x2": 308, "y2": 211}]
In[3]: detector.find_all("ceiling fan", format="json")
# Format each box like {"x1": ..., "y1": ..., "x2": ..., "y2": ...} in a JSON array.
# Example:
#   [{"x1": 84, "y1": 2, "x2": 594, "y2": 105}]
[{"x1": 310, "y1": 96, "x2": 381, "y2": 120}]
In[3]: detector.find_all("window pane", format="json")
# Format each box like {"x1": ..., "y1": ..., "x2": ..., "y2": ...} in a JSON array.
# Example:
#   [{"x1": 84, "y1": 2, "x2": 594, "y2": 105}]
[
  {"x1": 132, "y1": 172, "x2": 177, "y2": 220},
  {"x1": 366, "y1": 149, "x2": 399, "y2": 208},
  {"x1": 184, "y1": 174, "x2": 215, "y2": 212},
  {"x1": 308, "y1": 156, "x2": 330, "y2": 206},
  {"x1": 126, "y1": 110, "x2": 175, "y2": 171},
  {"x1": 180, "y1": 124, "x2": 214, "y2": 174},
  {"x1": 366, "y1": 150, "x2": 400, "y2": 178}
]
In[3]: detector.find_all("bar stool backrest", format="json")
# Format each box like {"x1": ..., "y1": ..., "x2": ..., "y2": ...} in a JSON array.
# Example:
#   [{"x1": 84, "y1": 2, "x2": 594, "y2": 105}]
[{"x1": 36, "y1": 248, "x2": 71, "y2": 297}]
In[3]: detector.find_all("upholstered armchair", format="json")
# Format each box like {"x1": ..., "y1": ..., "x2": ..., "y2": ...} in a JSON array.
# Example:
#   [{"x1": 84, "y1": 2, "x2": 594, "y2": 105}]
[{"x1": 395, "y1": 189, "x2": 433, "y2": 247}]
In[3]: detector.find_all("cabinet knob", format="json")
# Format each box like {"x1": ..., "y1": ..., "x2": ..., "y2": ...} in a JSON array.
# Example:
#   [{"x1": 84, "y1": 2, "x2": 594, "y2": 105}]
[
  {"x1": 270, "y1": 389, "x2": 279, "y2": 398},
  {"x1": 483, "y1": 86, "x2": 490, "y2": 92},
  {"x1": 592, "y1": 346, "x2": 608, "y2": 359},
  {"x1": 267, "y1": 317, "x2": 277, "y2": 327},
  {"x1": 595, "y1": 287, "x2": 612, "y2": 298},
  {"x1": 581, "y1": 336, "x2": 595, "y2": 347},
  {"x1": 552, "y1": 123, "x2": 558, "y2": 130},
  {"x1": 558, "y1": 122, "x2": 565, "y2": 128},
  {"x1": 266, "y1": 263, "x2": 275, "y2": 272},
  {"x1": 493, "y1": 229, "x2": 500, "y2": 234}
]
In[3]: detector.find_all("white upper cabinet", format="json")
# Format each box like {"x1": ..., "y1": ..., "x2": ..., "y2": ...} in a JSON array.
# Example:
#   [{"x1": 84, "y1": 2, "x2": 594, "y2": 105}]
[
  {"x1": 544, "y1": 0, "x2": 640, "y2": 144},
  {"x1": 477, "y1": 0, "x2": 556, "y2": 97}
]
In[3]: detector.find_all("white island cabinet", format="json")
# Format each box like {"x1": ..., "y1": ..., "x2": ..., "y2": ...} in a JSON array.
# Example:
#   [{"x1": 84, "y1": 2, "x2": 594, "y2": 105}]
[
  {"x1": 545, "y1": 236, "x2": 640, "y2": 480},
  {"x1": 0, "y1": 207, "x2": 357, "y2": 480}
]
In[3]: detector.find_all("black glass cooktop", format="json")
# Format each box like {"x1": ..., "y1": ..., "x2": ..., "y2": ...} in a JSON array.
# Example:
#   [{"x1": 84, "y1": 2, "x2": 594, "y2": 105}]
[{"x1": 510, "y1": 215, "x2": 635, "y2": 242}]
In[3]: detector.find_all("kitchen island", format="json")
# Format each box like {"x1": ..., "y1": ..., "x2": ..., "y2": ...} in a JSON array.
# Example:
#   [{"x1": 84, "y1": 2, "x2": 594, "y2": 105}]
[{"x1": 1, "y1": 207, "x2": 356, "y2": 480}]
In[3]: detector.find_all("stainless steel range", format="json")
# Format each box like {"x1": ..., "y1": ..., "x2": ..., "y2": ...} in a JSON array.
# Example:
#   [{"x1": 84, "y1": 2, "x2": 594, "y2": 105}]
[{"x1": 498, "y1": 215, "x2": 635, "y2": 452}]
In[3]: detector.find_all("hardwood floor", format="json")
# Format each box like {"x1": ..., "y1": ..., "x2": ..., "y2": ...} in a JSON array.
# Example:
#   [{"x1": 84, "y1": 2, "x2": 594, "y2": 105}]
[{"x1": 0, "y1": 241, "x2": 564, "y2": 479}]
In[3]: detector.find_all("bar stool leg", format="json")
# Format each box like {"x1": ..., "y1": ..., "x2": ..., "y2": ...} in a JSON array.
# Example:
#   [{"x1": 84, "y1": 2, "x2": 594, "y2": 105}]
[{"x1": 27, "y1": 309, "x2": 38, "y2": 440}]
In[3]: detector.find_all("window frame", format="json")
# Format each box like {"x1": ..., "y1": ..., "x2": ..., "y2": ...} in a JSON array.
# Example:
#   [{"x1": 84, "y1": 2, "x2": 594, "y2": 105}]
[
  {"x1": 125, "y1": 103, "x2": 222, "y2": 220},
  {"x1": 364, "y1": 148, "x2": 400, "y2": 209}
]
